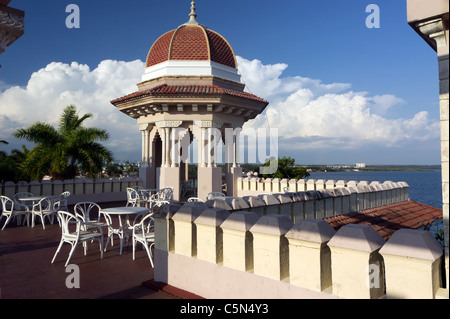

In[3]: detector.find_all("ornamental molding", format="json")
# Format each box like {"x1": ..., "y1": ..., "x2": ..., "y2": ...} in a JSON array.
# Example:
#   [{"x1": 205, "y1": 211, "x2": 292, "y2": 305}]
[
  {"x1": 416, "y1": 18, "x2": 447, "y2": 47},
  {"x1": 0, "y1": 10, "x2": 25, "y2": 32},
  {"x1": 155, "y1": 120, "x2": 183, "y2": 128},
  {"x1": 193, "y1": 120, "x2": 223, "y2": 128}
]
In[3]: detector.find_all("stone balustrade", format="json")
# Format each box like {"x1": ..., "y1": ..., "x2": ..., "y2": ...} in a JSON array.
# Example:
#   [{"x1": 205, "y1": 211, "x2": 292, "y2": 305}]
[
  {"x1": 208, "y1": 180, "x2": 409, "y2": 223},
  {"x1": 0, "y1": 177, "x2": 143, "y2": 205},
  {"x1": 153, "y1": 202, "x2": 446, "y2": 299}
]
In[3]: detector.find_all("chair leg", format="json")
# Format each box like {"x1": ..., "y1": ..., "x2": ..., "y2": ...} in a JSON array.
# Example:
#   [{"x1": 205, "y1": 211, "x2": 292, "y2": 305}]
[
  {"x1": 143, "y1": 243, "x2": 154, "y2": 268},
  {"x1": 51, "y1": 240, "x2": 64, "y2": 263},
  {"x1": 65, "y1": 242, "x2": 78, "y2": 267},
  {"x1": 1, "y1": 215, "x2": 12, "y2": 230},
  {"x1": 40, "y1": 215, "x2": 46, "y2": 230}
]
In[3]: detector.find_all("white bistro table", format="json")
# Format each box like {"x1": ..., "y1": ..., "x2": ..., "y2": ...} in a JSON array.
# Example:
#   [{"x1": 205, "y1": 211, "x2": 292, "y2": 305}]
[{"x1": 100, "y1": 206, "x2": 149, "y2": 255}]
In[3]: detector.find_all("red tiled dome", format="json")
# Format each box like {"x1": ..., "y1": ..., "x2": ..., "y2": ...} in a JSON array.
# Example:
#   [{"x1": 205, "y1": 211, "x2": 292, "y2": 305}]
[{"x1": 146, "y1": 24, "x2": 237, "y2": 69}]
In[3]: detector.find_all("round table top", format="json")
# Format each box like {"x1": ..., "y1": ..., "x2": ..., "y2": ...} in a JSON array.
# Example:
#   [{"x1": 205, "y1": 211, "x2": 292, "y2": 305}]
[
  {"x1": 18, "y1": 196, "x2": 48, "y2": 201},
  {"x1": 100, "y1": 206, "x2": 149, "y2": 215}
]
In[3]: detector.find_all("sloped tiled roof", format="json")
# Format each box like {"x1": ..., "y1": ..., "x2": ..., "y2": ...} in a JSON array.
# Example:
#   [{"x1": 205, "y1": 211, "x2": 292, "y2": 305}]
[
  {"x1": 324, "y1": 201, "x2": 442, "y2": 240},
  {"x1": 111, "y1": 84, "x2": 268, "y2": 105}
]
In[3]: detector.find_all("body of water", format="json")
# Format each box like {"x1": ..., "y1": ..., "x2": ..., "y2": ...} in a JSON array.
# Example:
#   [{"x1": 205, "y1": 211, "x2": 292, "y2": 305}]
[{"x1": 308, "y1": 170, "x2": 443, "y2": 209}]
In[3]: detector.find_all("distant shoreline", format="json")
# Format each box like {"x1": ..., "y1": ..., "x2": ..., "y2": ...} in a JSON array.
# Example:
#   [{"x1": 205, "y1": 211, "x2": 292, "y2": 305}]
[{"x1": 303, "y1": 165, "x2": 441, "y2": 172}]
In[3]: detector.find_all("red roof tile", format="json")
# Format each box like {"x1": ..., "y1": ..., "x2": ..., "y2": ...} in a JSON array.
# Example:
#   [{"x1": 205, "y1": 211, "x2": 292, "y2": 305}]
[
  {"x1": 324, "y1": 201, "x2": 442, "y2": 240},
  {"x1": 146, "y1": 25, "x2": 237, "y2": 69},
  {"x1": 111, "y1": 84, "x2": 268, "y2": 105}
]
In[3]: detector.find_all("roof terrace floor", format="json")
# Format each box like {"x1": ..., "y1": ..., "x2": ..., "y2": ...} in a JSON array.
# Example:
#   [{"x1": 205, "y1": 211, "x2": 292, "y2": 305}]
[{"x1": 0, "y1": 201, "x2": 181, "y2": 299}]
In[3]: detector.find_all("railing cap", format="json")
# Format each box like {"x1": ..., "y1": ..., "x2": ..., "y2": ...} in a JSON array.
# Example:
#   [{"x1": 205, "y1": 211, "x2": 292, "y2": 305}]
[
  {"x1": 250, "y1": 214, "x2": 294, "y2": 236},
  {"x1": 379, "y1": 228, "x2": 443, "y2": 261},
  {"x1": 328, "y1": 224, "x2": 385, "y2": 253},
  {"x1": 286, "y1": 219, "x2": 336, "y2": 243},
  {"x1": 221, "y1": 211, "x2": 260, "y2": 232},
  {"x1": 195, "y1": 208, "x2": 230, "y2": 227}
]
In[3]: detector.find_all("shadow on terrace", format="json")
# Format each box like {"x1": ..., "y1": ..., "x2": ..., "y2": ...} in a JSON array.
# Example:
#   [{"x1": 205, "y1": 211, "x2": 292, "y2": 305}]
[{"x1": 0, "y1": 200, "x2": 178, "y2": 299}]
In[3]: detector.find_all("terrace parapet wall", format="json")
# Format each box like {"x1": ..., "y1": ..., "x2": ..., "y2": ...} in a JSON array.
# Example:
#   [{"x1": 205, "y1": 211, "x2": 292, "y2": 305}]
[
  {"x1": 210, "y1": 180, "x2": 409, "y2": 223},
  {"x1": 153, "y1": 204, "x2": 447, "y2": 299},
  {"x1": 0, "y1": 177, "x2": 143, "y2": 205}
]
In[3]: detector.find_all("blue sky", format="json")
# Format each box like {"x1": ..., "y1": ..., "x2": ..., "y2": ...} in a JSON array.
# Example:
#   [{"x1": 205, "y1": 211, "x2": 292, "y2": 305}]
[{"x1": 0, "y1": 0, "x2": 442, "y2": 165}]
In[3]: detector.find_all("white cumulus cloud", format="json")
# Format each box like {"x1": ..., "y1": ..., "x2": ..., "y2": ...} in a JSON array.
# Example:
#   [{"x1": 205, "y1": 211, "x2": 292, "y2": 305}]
[
  {"x1": 0, "y1": 59, "x2": 144, "y2": 160},
  {"x1": 237, "y1": 56, "x2": 440, "y2": 154},
  {"x1": 0, "y1": 56, "x2": 441, "y2": 164}
]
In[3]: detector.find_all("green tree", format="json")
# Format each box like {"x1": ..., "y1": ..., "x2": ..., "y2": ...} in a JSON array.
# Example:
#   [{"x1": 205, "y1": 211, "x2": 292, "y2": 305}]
[
  {"x1": 14, "y1": 105, "x2": 114, "y2": 180},
  {"x1": 262, "y1": 156, "x2": 309, "y2": 179},
  {"x1": 0, "y1": 145, "x2": 30, "y2": 182}
]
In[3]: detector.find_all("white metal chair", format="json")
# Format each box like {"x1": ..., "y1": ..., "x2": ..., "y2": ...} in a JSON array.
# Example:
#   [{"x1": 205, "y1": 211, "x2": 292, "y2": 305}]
[
  {"x1": 0, "y1": 196, "x2": 30, "y2": 230},
  {"x1": 206, "y1": 192, "x2": 226, "y2": 201},
  {"x1": 13, "y1": 192, "x2": 34, "y2": 212},
  {"x1": 102, "y1": 211, "x2": 147, "y2": 255},
  {"x1": 126, "y1": 187, "x2": 147, "y2": 207},
  {"x1": 187, "y1": 197, "x2": 204, "y2": 202},
  {"x1": 51, "y1": 211, "x2": 104, "y2": 267},
  {"x1": 132, "y1": 213, "x2": 155, "y2": 267},
  {"x1": 31, "y1": 196, "x2": 59, "y2": 229},
  {"x1": 74, "y1": 202, "x2": 107, "y2": 231},
  {"x1": 56, "y1": 191, "x2": 71, "y2": 211},
  {"x1": 149, "y1": 187, "x2": 173, "y2": 206}
]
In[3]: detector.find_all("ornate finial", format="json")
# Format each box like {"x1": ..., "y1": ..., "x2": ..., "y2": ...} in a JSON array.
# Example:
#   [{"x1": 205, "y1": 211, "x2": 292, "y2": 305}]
[{"x1": 185, "y1": 1, "x2": 199, "y2": 25}]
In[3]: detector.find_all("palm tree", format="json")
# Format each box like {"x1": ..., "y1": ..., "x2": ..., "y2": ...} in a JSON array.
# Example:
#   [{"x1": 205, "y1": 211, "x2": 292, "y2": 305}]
[{"x1": 14, "y1": 105, "x2": 114, "y2": 180}]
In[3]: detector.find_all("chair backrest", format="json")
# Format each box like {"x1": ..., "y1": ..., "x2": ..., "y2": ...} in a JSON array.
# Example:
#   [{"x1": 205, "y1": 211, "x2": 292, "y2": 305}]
[
  {"x1": 206, "y1": 192, "x2": 226, "y2": 201},
  {"x1": 159, "y1": 187, "x2": 173, "y2": 201},
  {"x1": 57, "y1": 211, "x2": 81, "y2": 240},
  {"x1": 14, "y1": 192, "x2": 33, "y2": 201},
  {"x1": 134, "y1": 213, "x2": 154, "y2": 235},
  {"x1": 127, "y1": 187, "x2": 140, "y2": 201},
  {"x1": 57, "y1": 191, "x2": 70, "y2": 210},
  {"x1": 74, "y1": 202, "x2": 102, "y2": 223},
  {"x1": 0, "y1": 195, "x2": 14, "y2": 213},
  {"x1": 187, "y1": 197, "x2": 204, "y2": 202},
  {"x1": 13, "y1": 192, "x2": 33, "y2": 208},
  {"x1": 34, "y1": 196, "x2": 57, "y2": 212}
]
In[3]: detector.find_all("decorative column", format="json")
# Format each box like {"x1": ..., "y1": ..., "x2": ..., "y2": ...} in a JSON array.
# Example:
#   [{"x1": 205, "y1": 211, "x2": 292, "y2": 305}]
[
  {"x1": 194, "y1": 120, "x2": 223, "y2": 201},
  {"x1": 138, "y1": 123, "x2": 155, "y2": 188},
  {"x1": 156, "y1": 121, "x2": 183, "y2": 202},
  {"x1": 414, "y1": 15, "x2": 449, "y2": 292},
  {"x1": 225, "y1": 126, "x2": 243, "y2": 197}
]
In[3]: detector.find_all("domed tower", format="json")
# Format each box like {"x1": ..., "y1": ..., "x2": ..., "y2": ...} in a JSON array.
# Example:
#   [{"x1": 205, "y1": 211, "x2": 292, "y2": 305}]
[{"x1": 111, "y1": 2, "x2": 268, "y2": 201}]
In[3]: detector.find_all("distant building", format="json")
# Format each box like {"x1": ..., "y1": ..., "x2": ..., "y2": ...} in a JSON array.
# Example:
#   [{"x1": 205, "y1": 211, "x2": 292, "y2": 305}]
[
  {"x1": 0, "y1": 0, "x2": 24, "y2": 68},
  {"x1": 355, "y1": 163, "x2": 366, "y2": 168}
]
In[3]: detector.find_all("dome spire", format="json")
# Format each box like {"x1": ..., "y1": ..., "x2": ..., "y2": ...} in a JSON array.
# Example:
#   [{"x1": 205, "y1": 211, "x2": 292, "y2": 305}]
[{"x1": 184, "y1": 1, "x2": 199, "y2": 25}]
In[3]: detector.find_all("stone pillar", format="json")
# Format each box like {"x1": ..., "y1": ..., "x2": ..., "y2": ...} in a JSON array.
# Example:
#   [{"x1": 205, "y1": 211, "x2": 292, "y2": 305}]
[
  {"x1": 195, "y1": 120, "x2": 223, "y2": 200},
  {"x1": 258, "y1": 194, "x2": 280, "y2": 215},
  {"x1": 172, "y1": 202, "x2": 208, "y2": 257},
  {"x1": 328, "y1": 224, "x2": 386, "y2": 299},
  {"x1": 156, "y1": 121, "x2": 183, "y2": 201},
  {"x1": 250, "y1": 214, "x2": 294, "y2": 281},
  {"x1": 380, "y1": 229, "x2": 444, "y2": 299},
  {"x1": 306, "y1": 179, "x2": 316, "y2": 191},
  {"x1": 286, "y1": 219, "x2": 336, "y2": 292},
  {"x1": 242, "y1": 196, "x2": 265, "y2": 217},
  {"x1": 195, "y1": 208, "x2": 230, "y2": 264},
  {"x1": 221, "y1": 211, "x2": 260, "y2": 272}
]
